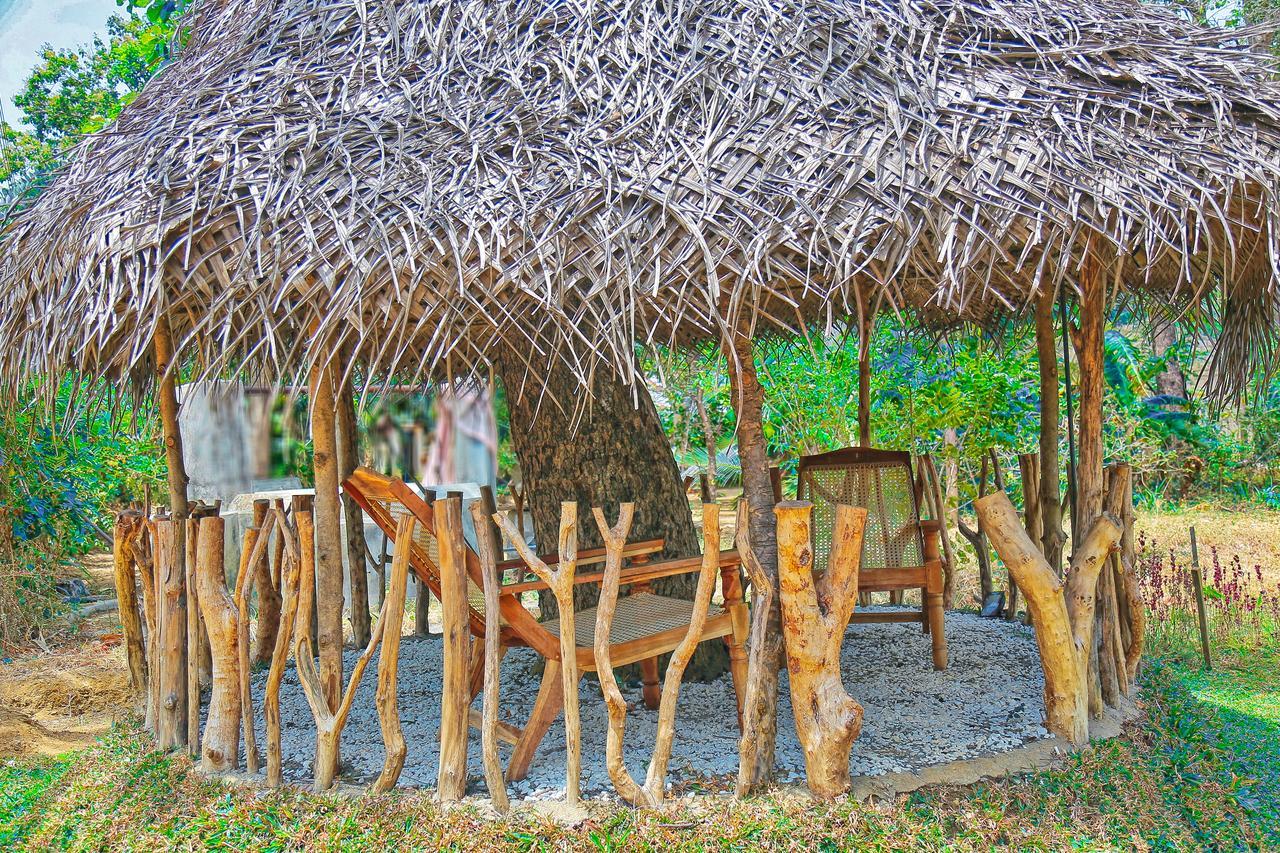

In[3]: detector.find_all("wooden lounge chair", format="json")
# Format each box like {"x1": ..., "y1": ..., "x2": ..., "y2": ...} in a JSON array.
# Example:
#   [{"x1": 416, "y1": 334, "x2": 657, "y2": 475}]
[
  {"x1": 796, "y1": 447, "x2": 947, "y2": 670},
  {"x1": 344, "y1": 467, "x2": 749, "y2": 781}
]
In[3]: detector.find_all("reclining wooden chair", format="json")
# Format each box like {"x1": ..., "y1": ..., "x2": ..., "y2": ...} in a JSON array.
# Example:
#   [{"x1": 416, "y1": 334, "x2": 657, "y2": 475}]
[
  {"x1": 796, "y1": 447, "x2": 947, "y2": 670},
  {"x1": 344, "y1": 467, "x2": 748, "y2": 781}
]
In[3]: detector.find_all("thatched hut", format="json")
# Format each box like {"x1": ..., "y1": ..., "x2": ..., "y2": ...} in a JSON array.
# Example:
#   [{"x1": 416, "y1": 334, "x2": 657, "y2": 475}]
[{"x1": 1, "y1": 0, "x2": 1278, "y2": 797}]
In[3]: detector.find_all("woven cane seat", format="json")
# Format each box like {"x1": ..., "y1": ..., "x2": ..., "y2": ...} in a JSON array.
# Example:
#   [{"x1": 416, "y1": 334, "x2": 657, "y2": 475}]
[
  {"x1": 540, "y1": 592, "x2": 724, "y2": 647},
  {"x1": 797, "y1": 448, "x2": 925, "y2": 573}
]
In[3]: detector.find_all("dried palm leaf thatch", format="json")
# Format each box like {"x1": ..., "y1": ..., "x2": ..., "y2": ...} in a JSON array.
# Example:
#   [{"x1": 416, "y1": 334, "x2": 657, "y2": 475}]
[{"x1": 0, "y1": 0, "x2": 1278, "y2": 399}]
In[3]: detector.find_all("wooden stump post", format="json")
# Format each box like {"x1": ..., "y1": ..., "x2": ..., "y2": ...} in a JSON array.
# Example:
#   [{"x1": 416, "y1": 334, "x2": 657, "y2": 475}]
[
  {"x1": 337, "y1": 374, "x2": 372, "y2": 649},
  {"x1": 266, "y1": 508, "x2": 302, "y2": 788},
  {"x1": 251, "y1": 500, "x2": 283, "y2": 668},
  {"x1": 774, "y1": 501, "x2": 867, "y2": 798},
  {"x1": 735, "y1": 499, "x2": 777, "y2": 799},
  {"x1": 497, "y1": 502, "x2": 580, "y2": 805},
  {"x1": 469, "y1": 502, "x2": 508, "y2": 812},
  {"x1": 112, "y1": 511, "x2": 147, "y2": 710},
  {"x1": 234, "y1": 514, "x2": 276, "y2": 775},
  {"x1": 184, "y1": 517, "x2": 202, "y2": 756},
  {"x1": 154, "y1": 518, "x2": 187, "y2": 750},
  {"x1": 1015, "y1": 453, "x2": 1044, "y2": 620},
  {"x1": 435, "y1": 496, "x2": 472, "y2": 803},
  {"x1": 196, "y1": 517, "x2": 240, "y2": 772},
  {"x1": 919, "y1": 455, "x2": 957, "y2": 610},
  {"x1": 309, "y1": 352, "x2": 345, "y2": 718},
  {"x1": 136, "y1": 520, "x2": 159, "y2": 733}
]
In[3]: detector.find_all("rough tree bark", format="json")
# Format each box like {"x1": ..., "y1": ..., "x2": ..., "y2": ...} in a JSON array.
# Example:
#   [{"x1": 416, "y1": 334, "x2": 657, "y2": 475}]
[
  {"x1": 250, "y1": 500, "x2": 283, "y2": 668},
  {"x1": 725, "y1": 328, "x2": 784, "y2": 792},
  {"x1": 266, "y1": 508, "x2": 302, "y2": 789},
  {"x1": 371, "y1": 515, "x2": 414, "y2": 796},
  {"x1": 435, "y1": 496, "x2": 473, "y2": 803},
  {"x1": 469, "y1": 503, "x2": 508, "y2": 812},
  {"x1": 775, "y1": 501, "x2": 867, "y2": 798},
  {"x1": 154, "y1": 518, "x2": 187, "y2": 750},
  {"x1": 733, "y1": 500, "x2": 776, "y2": 799},
  {"x1": 496, "y1": 354, "x2": 726, "y2": 679}
]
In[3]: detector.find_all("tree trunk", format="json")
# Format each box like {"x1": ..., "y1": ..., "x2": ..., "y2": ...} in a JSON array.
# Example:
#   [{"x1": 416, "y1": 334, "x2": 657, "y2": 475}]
[
  {"x1": 1151, "y1": 317, "x2": 1188, "y2": 401},
  {"x1": 1035, "y1": 290, "x2": 1066, "y2": 575},
  {"x1": 112, "y1": 511, "x2": 147, "y2": 710},
  {"x1": 696, "y1": 392, "x2": 718, "y2": 501},
  {"x1": 725, "y1": 329, "x2": 784, "y2": 792},
  {"x1": 250, "y1": 500, "x2": 283, "y2": 668},
  {"x1": 1073, "y1": 249, "x2": 1107, "y2": 537},
  {"x1": 337, "y1": 374, "x2": 372, "y2": 648},
  {"x1": 309, "y1": 354, "x2": 345, "y2": 716},
  {"x1": 196, "y1": 517, "x2": 240, "y2": 772},
  {"x1": 153, "y1": 518, "x2": 187, "y2": 750},
  {"x1": 857, "y1": 305, "x2": 875, "y2": 446},
  {"x1": 496, "y1": 355, "x2": 726, "y2": 679}
]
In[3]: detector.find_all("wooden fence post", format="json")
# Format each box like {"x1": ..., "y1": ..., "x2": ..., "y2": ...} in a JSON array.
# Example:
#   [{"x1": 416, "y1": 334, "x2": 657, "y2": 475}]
[
  {"x1": 435, "y1": 496, "x2": 472, "y2": 802},
  {"x1": 470, "y1": 502, "x2": 508, "y2": 812},
  {"x1": 112, "y1": 511, "x2": 147, "y2": 710},
  {"x1": 735, "y1": 500, "x2": 777, "y2": 799},
  {"x1": 196, "y1": 516, "x2": 240, "y2": 772},
  {"x1": 154, "y1": 518, "x2": 187, "y2": 750},
  {"x1": 775, "y1": 500, "x2": 867, "y2": 798},
  {"x1": 266, "y1": 508, "x2": 302, "y2": 788},
  {"x1": 371, "y1": 515, "x2": 415, "y2": 795}
]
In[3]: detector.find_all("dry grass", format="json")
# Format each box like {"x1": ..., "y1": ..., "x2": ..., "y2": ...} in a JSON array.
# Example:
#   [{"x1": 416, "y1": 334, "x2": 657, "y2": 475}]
[{"x1": 1137, "y1": 504, "x2": 1280, "y2": 585}]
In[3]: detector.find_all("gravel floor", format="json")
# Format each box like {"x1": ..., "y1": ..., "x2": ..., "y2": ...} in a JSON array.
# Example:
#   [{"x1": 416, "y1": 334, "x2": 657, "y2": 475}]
[{"x1": 242, "y1": 609, "x2": 1049, "y2": 799}]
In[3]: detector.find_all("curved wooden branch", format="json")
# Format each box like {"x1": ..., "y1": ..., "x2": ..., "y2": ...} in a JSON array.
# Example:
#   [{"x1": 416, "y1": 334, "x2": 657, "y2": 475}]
[
  {"x1": 734, "y1": 498, "x2": 778, "y2": 799},
  {"x1": 294, "y1": 507, "x2": 388, "y2": 791},
  {"x1": 234, "y1": 511, "x2": 276, "y2": 775},
  {"x1": 775, "y1": 501, "x2": 866, "y2": 798},
  {"x1": 469, "y1": 502, "x2": 508, "y2": 812},
  {"x1": 496, "y1": 502, "x2": 580, "y2": 804},
  {"x1": 371, "y1": 515, "x2": 415, "y2": 795},
  {"x1": 976, "y1": 492, "x2": 1088, "y2": 745},
  {"x1": 112, "y1": 511, "x2": 147, "y2": 711},
  {"x1": 591, "y1": 503, "x2": 652, "y2": 807}
]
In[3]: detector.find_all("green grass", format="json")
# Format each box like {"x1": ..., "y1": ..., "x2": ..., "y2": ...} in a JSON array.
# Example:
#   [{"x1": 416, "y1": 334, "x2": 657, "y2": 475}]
[{"x1": 2, "y1": 658, "x2": 1276, "y2": 851}]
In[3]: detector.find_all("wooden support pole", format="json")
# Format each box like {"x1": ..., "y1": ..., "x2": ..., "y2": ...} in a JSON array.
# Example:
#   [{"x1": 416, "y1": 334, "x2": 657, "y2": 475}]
[
  {"x1": 734, "y1": 499, "x2": 776, "y2": 799},
  {"x1": 137, "y1": 520, "x2": 158, "y2": 733},
  {"x1": 371, "y1": 515, "x2": 414, "y2": 795},
  {"x1": 1189, "y1": 528, "x2": 1213, "y2": 670},
  {"x1": 857, "y1": 298, "x2": 875, "y2": 447},
  {"x1": 468, "y1": 503, "x2": 507, "y2": 811},
  {"x1": 337, "y1": 375, "x2": 371, "y2": 649},
  {"x1": 1064, "y1": 513, "x2": 1123, "y2": 685},
  {"x1": 775, "y1": 501, "x2": 867, "y2": 798},
  {"x1": 154, "y1": 518, "x2": 187, "y2": 750},
  {"x1": 266, "y1": 509, "x2": 302, "y2": 788},
  {"x1": 251, "y1": 499, "x2": 283, "y2": 668},
  {"x1": 724, "y1": 328, "x2": 783, "y2": 791},
  {"x1": 435, "y1": 496, "x2": 472, "y2": 803},
  {"x1": 309, "y1": 351, "x2": 345, "y2": 716},
  {"x1": 1035, "y1": 290, "x2": 1066, "y2": 575},
  {"x1": 1119, "y1": 474, "x2": 1144, "y2": 681},
  {"x1": 920, "y1": 455, "x2": 957, "y2": 610},
  {"x1": 112, "y1": 511, "x2": 147, "y2": 710},
  {"x1": 976, "y1": 492, "x2": 1088, "y2": 745},
  {"x1": 497, "y1": 502, "x2": 580, "y2": 805},
  {"x1": 196, "y1": 516, "x2": 240, "y2": 772},
  {"x1": 1015, "y1": 452, "x2": 1043, "y2": 620}
]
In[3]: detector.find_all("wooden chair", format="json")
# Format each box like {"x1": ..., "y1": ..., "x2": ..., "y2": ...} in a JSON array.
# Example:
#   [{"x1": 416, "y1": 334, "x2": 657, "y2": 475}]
[
  {"x1": 344, "y1": 467, "x2": 749, "y2": 781},
  {"x1": 796, "y1": 447, "x2": 947, "y2": 670}
]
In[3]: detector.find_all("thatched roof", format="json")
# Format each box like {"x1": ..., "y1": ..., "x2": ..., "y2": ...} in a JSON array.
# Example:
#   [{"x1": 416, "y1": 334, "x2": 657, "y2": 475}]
[{"x1": 1, "y1": 0, "x2": 1278, "y2": 397}]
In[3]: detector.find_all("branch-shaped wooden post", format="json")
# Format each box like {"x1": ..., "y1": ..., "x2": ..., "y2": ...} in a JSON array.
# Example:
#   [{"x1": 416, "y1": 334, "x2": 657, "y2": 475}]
[
  {"x1": 196, "y1": 516, "x2": 241, "y2": 772},
  {"x1": 184, "y1": 517, "x2": 202, "y2": 756},
  {"x1": 112, "y1": 511, "x2": 147, "y2": 712},
  {"x1": 370, "y1": 514, "x2": 415, "y2": 795},
  {"x1": 266, "y1": 506, "x2": 302, "y2": 788},
  {"x1": 590, "y1": 503, "x2": 650, "y2": 807},
  {"x1": 920, "y1": 455, "x2": 957, "y2": 610},
  {"x1": 433, "y1": 495, "x2": 472, "y2": 803},
  {"x1": 137, "y1": 519, "x2": 159, "y2": 733},
  {"x1": 294, "y1": 508, "x2": 389, "y2": 792},
  {"x1": 496, "y1": 502, "x2": 580, "y2": 805},
  {"x1": 775, "y1": 501, "x2": 867, "y2": 799},
  {"x1": 735, "y1": 499, "x2": 777, "y2": 799},
  {"x1": 154, "y1": 517, "x2": 187, "y2": 750},
  {"x1": 1063, "y1": 510, "x2": 1124, "y2": 691},
  {"x1": 234, "y1": 512, "x2": 276, "y2": 775},
  {"x1": 977, "y1": 492, "x2": 1085, "y2": 743},
  {"x1": 642, "y1": 502, "x2": 721, "y2": 804},
  {"x1": 469, "y1": 502, "x2": 509, "y2": 812}
]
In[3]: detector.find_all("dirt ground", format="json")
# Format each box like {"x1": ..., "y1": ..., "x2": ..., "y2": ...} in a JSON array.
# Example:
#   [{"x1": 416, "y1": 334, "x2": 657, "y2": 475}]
[{"x1": 0, "y1": 554, "x2": 133, "y2": 761}]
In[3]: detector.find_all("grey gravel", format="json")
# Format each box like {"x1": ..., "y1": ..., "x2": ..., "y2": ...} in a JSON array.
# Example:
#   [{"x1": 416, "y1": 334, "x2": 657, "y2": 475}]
[{"x1": 240, "y1": 608, "x2": 1049, "y2": 799}]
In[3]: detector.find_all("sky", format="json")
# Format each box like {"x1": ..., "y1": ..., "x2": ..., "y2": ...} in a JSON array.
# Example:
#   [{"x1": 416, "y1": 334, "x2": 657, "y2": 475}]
[{"x1": 0, "y1": 0, "x2": 122, "y2": 127}]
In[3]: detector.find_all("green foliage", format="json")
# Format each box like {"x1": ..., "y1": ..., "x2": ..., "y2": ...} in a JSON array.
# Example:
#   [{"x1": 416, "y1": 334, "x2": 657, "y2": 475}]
[{"x1": 0, "y1": 380, "x2": 163, "y2": 643}]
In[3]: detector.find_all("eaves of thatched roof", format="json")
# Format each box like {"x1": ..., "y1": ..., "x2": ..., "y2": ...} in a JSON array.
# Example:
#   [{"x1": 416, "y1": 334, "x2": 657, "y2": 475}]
[{"x1": 0, "y1": 0, "x2": 1277, "y2": 397}]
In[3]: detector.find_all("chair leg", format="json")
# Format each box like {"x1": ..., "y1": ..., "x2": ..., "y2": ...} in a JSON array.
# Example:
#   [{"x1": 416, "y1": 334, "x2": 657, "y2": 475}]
[
  {"x1": 507, "y1": 659, "x2": 564, "y2": 782},
  {"x1": 639, "y1": 656, "x2": 661, "y2": 710},
  {"x1": 927, "y1": 593, "x2": 947, "y2": 670},
  {"x1": 920, "y1": 586, "x2": 930, "y2": 634}
]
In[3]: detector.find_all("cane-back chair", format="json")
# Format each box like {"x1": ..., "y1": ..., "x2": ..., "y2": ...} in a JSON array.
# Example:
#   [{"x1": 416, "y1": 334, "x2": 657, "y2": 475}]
[
  {"x1": 796, "y1": 447, "x2": 947, "y2": 669},
  {"x1": 344, "y1": 467, "x2": 749, "y2": 781}
]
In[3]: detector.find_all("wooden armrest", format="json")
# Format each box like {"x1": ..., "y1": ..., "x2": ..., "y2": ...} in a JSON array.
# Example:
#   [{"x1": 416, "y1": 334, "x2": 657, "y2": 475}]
[
  {"x1": 494, "y1": 538, "x2": 664, "y2": 573},
  {"x1": 498, "y1": 549, "x2": 742, "y2": 595}
]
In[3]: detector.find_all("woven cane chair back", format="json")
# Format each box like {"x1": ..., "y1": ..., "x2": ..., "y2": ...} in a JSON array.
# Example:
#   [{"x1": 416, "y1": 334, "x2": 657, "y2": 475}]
[{"x1": 796, "y1": 448, "x2": 925, "y2": 573}]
